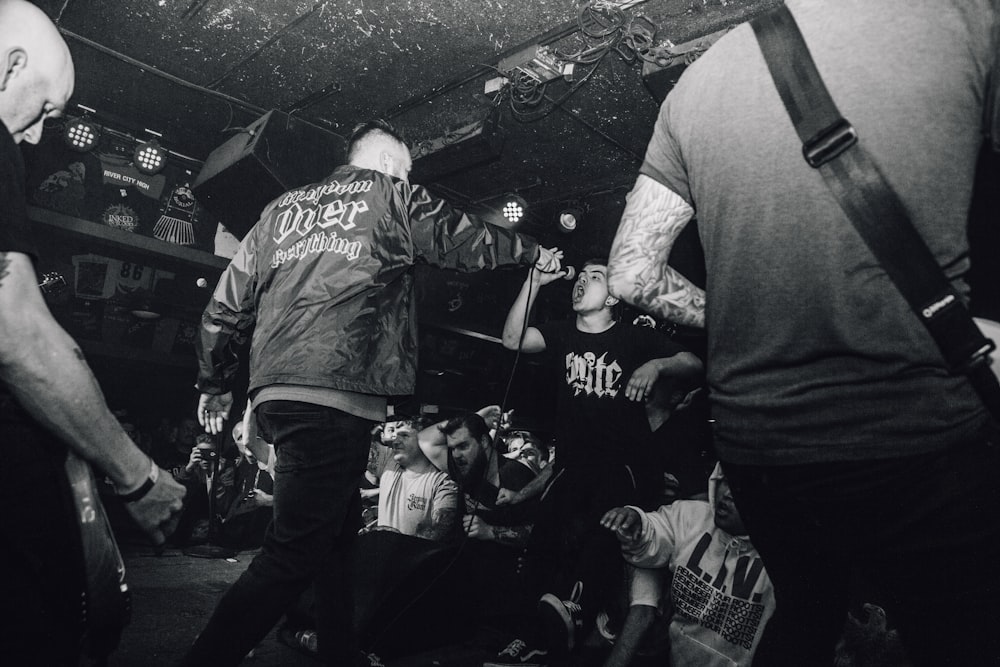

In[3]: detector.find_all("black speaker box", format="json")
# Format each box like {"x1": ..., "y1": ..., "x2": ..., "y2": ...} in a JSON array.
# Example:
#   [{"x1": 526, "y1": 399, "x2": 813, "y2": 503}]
[
  {"x1": 192, "y1": 110, "x2": 346, "y2": 240},
  {"x1": 409, "y1": 108, "x2": 504, "y2": 183}
]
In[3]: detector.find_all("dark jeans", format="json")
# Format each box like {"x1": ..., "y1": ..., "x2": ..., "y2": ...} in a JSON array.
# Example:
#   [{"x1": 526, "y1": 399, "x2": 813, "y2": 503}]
[
  {"x1": 0, "y1": 396, "x2": 84, "y2": 667},
  {"x1": 524, "y1": 464, "x2": 639, "y2": 639},
  {"x1": 723, "y1": 426, "x2": 1000, "y2": 667},
  {"x1": 180, "y1": 401, "x2": 372, "y2": 667}
]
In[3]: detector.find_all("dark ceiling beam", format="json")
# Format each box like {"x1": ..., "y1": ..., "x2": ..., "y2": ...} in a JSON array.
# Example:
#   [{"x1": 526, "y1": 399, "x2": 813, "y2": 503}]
[
  {"x1": 554, "y1": 103, "x2": 645, "y2": 163},
  {"x1": 59, "y1": 28, "x2": 267, "y2": 117},
  {"x1": 206, "y1": 0, "x2": 330, "y2": 89},
  {"x1": 59, "y1": 29, "x2": 343, "y2": 142}
]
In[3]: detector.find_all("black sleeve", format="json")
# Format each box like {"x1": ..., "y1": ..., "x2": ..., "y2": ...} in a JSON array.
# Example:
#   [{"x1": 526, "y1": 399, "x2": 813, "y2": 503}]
[{"x1": 0, "y1": 134, "x2": 38, "y2": 260}]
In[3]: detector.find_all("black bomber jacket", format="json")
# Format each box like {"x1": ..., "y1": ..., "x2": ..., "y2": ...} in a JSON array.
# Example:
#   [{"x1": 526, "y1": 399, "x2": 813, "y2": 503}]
[{"x1": 196, "y1": 164, "x2": 539, "y2": 398}]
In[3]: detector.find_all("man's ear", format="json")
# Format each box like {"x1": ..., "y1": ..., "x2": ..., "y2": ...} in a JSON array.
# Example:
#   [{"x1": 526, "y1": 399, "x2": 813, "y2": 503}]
[
  {"x1": 0, "y1": 48, "x2": 28, "y2": 92},
  {"x1": 605, "y1": 295, "x2": 619, "y2": 307}
]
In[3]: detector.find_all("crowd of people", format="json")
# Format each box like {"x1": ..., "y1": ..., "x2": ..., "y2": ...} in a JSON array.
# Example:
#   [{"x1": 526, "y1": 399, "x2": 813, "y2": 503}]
[{"x1": 2, "y1": 0, "x2": 997, "y2": 666}]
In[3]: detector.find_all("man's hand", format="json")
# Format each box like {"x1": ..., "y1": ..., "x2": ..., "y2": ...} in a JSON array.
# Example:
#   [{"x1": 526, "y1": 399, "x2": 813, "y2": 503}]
[
  {"x1": 534, "y1": 246, "x2": 563, "y2": 275},
  {"x1": 248, "y1": 488, "x2": 273, "y2": 508},
  {"x1": 198, "y1": 391, "x2": 232, "y2": 435},
  {"x1": 531, "y1": 247, "x2": 569, "y2": 287},
  {"x1": 600, "y1": 506, "x2": 643, "y2": 548},
  {"x1": 463, "y1": 514, "x2": 494, "y2": 541},
  {"x1": 625, "y1": 360, "x2": 662, "y2": 402},
  {"x1": 123, "y1": 471, "x2": 187, "y2": 546},
  {"x1": 495, "y1": 487, "x2": 518, "y2": 506},
  {"x1": 477, "y1": 404, "x2": 502, "y2": 430}
]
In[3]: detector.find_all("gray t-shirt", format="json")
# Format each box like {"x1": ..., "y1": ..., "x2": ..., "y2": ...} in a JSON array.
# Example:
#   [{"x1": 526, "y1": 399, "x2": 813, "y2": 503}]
[{"x1": 641, "y1": 0, "x2": 994, "y2": 464}]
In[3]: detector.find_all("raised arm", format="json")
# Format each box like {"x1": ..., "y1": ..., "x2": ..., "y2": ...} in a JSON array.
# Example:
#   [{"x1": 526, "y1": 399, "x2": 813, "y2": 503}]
[
  {"x1": 608, "y1": 175, "x2": 705, "y2": 328},
  {"x1": 502, "y1": 248, "x2": 565, "y2": 352},
  {"x1": 0, "y1": 252, "x2": 185, "y2": 544}
]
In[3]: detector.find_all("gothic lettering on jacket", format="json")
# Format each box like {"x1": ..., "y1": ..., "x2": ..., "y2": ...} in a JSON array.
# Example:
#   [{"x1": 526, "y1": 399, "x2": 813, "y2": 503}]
[
  {"x1": 564, "y1": 351, "x2": 623, "y2": 398},
  {"x1": 273, "y1": 198, "x2": 370, "y2": 243},
  {"x1": 269, "y1": 179, "x2": 374, "y2": 267}
]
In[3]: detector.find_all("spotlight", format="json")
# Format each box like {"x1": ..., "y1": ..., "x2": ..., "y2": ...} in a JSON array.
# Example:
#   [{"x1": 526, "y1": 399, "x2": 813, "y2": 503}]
[
  {"x1": 501, "y1": 193, "x2": 528, "y2": 225},
  {"x1": 134, "y1": 140, "x2": 167, "y2": 175},
  {"x1": 558, "y1": 207, "x2": 581, "y2": 233},
  {"x1": 64, "y1": 118, "x2": 100, "y2": 152}
]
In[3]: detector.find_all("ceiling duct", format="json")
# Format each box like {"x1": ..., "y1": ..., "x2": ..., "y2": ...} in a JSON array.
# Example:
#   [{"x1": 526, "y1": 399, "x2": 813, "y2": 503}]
[{"x1": 409, "y1": 108, "x2": 505, "y2": 184}]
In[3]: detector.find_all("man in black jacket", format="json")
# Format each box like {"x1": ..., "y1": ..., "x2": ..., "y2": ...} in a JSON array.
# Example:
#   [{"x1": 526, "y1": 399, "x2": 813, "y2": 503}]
[{"x1": 186, "y1": 119, "x2": 559, "y2": 667}]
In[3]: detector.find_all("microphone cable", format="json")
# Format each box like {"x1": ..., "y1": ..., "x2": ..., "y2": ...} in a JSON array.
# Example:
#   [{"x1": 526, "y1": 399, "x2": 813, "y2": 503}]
[{"x1": 364, "y1": 262, "x2": 544, "y2": 652}]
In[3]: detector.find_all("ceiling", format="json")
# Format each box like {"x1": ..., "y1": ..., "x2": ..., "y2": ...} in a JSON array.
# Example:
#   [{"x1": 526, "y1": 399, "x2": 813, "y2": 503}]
[
  {"x1": 34, "y1": 0, "x2": 778, "y2": 263},
  {"x1": 26, "y1": 0, "x2": 1000, "y2": 427}
]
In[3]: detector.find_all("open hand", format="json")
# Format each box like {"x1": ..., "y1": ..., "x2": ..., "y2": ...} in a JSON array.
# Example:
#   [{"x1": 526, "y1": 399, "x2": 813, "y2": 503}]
[{"x1": 600, "y1": 506, "x2": 642, "y2": 548}]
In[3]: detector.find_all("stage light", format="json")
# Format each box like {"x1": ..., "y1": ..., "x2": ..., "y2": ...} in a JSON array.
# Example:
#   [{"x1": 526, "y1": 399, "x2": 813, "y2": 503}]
[
  {"x1": 64, "y1": 118, "x2": 100, "y2": 152},
  {"x1": 558, "y1": 207, "x2": 581, "y2": 233},
  {"x1": 134, "y1": 140, "x2": 167, "y2": 175},
  {"x1": 501, "y1": 193, "x2": 528, "y2": 225}
]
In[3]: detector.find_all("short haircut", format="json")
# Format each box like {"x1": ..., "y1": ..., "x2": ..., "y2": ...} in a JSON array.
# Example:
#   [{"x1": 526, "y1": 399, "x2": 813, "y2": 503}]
[
  {"x1": 346, "y1": 119, "x2": 407, "y2": 162},
  {"x1": 582, "y1": 257, "x2": 608, "y2": 270},
  {"x1": 440, "y1": 412, "x2": 490, "y2": 442}
]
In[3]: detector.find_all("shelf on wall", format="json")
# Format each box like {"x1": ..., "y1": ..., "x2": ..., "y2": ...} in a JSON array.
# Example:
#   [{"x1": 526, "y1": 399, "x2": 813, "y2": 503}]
[{"x1": 27, "y1": 205, "x2": 230, "y2": 274}]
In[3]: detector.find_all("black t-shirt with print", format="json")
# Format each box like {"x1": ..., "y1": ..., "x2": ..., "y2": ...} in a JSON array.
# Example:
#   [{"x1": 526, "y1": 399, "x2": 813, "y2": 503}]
[{"x1": 536, "y1": 319, "x2": 685, "y2": 468}]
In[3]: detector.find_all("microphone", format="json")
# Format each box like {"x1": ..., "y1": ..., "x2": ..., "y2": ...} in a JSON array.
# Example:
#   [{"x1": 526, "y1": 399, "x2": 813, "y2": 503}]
[{"x1": 561, "y1": 266, "x2": 576, "y2": 281}]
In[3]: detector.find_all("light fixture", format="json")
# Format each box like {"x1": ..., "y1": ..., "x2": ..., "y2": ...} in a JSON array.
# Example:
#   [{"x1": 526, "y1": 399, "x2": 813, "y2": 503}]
[
  {"x1": 501, "y1": 193, "x2": 528, "y2": 225},
  {"x1": 133, "y1": 140, "x2": 167, "y2": 175},
  {"x1": 558, "y1": 207, "x2": 582, "y2": 233},
  {"x1": 64, "y1": 118, "x2": 100, "y2": 152}
]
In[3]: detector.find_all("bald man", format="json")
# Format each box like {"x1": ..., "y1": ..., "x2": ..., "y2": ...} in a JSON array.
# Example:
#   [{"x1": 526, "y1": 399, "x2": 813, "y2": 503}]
[{"x1": 0, "y1": 1, "x2": 186, "y2": 664}]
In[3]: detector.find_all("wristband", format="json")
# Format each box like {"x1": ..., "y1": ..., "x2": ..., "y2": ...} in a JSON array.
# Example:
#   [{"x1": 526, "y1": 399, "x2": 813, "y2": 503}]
[{"x1": 118, "y1": 459, "x2": 159, "y2": 503}]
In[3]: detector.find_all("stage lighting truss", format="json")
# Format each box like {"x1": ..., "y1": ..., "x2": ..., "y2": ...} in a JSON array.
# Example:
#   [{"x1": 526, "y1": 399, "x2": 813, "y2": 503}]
[
  {"x1": 134, "y1": 140, "x2": 167, "y2": 175},
  {"x1": 64, "y1": 118, "x2": 100, "y2": 152},
  {"x1": 501, "y1": 193, "x2": 528, "y2": 225}
]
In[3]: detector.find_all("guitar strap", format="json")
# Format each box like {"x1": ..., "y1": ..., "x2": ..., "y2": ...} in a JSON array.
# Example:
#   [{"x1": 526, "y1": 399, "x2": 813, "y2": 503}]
[
  {"x1": 987, "y1": 6, "x2": 1000, "y2": 153},
  {"x1": 750, "y1": 4, "x2": 1000, "y2": 422}
]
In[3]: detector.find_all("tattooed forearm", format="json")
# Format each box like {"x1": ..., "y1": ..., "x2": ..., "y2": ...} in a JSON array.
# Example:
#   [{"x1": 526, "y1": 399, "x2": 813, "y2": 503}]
[
  {"x1": 489, "y1": 524, "x2": 531, "y2": 547},
  {"x1": 422, "y1": 507, "x2": 458, "y2": 542},
  {"x1": 0, "y1": 252, "x2": 9, "y2": 289},
  {"x1": 609, "y1": 176, "x2": 705, "y2": 328}
]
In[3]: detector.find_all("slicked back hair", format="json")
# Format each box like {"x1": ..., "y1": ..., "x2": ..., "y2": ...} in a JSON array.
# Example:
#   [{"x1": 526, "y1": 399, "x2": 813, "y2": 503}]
[
  {"x1": 439, "y1": 412, "x2": 491, "y2": 444},
  {"x1": 346, "y1": 119, "x2": 407, "y2": 162}
]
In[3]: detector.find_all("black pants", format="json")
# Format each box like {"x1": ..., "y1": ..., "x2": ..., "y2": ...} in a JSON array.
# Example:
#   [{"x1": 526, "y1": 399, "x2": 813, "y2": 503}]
[
  {"x1": 0, "y1": 396, "x2": 84, "y2": 667},
  {"x1": 180, "y1": 401, "x2": 372, "y2": 666},
  {"x1": 723, "y1": 427, "x2": 1000, "y2": 667},
  {"x1": 523, "y1": 464, "x2": 639, "y2": 638}
]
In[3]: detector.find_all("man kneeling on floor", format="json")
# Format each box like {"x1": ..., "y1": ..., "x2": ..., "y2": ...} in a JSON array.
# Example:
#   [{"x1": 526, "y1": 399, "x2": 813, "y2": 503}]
[{"x1": 598, "y1": 464, "x2": 774, "y2": 667}]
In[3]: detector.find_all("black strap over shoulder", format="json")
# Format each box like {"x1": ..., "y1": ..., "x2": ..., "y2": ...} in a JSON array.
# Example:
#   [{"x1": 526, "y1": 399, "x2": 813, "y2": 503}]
[
  {"x1": 750, "y1": 4, "x2": 1000, "y2": 420},
  {"x1": 986, "y1": 8, "x2": 1000, "y2": 152}
]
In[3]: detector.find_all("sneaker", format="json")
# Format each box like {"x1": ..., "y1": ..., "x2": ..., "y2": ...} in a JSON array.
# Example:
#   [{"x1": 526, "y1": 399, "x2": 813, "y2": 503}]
[
  {"x1": 537, "y1": 580, "x2": 583, "y2": 652},
  {"x1": 483, "y1": 638, "x2": 549, "y2": 665}
]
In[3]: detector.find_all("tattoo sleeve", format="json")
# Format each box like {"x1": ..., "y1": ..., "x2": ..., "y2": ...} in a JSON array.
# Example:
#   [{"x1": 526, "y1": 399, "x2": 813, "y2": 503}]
[
  {"x1": 0, "y1": 252, "x2": 9, "y2": 289},
  {"x1": 608, "y1": 175, "x2": 705, "y2": 328},
  {"x1": 424, "y1": 507, "x2": 458, "y2": 542},
  {"x1": 489, "y1": 524, "x2": 531, "y2": 547}
]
